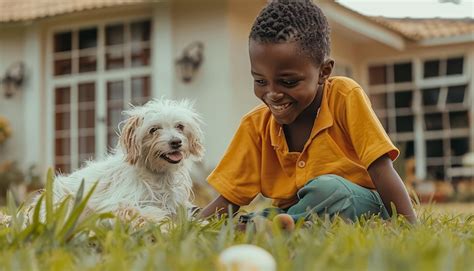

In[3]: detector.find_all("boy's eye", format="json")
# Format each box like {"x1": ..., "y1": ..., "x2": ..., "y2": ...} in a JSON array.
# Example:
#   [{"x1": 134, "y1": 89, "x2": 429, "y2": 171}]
[
  {"x1": 176, "y1": 124, "x2": 184, "y2": 131},
  {"x1": 254, "y1": 79, "x2": 267, "y2": 86},
  {"x1": 280, "y1": 79, "x2": 299, "y2": 87}
]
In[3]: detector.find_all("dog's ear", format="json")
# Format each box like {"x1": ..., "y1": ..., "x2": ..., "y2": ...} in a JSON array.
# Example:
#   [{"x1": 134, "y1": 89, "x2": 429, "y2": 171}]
[
  {"x1": 188, "y1": 123, "x2": 205, "y2": 161},
  {"x1": 120, "y1": 115, "x2": 143, "y2": 165}
]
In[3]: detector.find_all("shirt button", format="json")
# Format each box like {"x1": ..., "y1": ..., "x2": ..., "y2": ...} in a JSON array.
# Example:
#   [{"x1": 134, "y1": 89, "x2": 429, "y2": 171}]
[{"x1": 298, "y1": 160, "x2": 306, "y2": 168}]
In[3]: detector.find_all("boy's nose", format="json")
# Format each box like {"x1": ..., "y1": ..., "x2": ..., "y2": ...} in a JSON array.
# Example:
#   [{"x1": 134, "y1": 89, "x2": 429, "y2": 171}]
[{"x1": 266, "y1": 90, "x2": 284, "y2": 101}]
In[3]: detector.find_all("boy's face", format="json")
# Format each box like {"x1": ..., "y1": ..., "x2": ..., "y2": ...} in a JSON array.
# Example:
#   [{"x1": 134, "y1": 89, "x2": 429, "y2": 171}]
[{"x1": 249, "y1": 40, "x2": 330, "y2": 125}]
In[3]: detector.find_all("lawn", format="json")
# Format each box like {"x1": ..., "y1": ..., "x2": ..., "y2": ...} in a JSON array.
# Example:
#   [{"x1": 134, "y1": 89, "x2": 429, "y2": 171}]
[{"x1": 0, "y1": 175, "x2": 472, "y2": 271}]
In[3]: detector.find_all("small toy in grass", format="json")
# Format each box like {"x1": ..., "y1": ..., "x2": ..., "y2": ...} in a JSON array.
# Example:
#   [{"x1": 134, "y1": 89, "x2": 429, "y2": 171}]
[
  {"x1": 217, "y1": 244, "x2": 276, "y2": 271},
  {"x1": 273, "y1": 213, "x2": 296, "y2": 232}
]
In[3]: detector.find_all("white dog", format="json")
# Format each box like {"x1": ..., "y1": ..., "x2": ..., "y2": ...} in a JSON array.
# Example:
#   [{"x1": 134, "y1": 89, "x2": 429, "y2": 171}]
[{"x1": 24, "y1": 98, "x2": 205, "y2": 226}]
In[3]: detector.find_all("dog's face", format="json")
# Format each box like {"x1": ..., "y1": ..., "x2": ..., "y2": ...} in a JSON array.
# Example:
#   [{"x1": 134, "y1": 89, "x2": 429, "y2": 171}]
[{"x1": 119, "y1": 99, "x2": 204, "y2": 173}]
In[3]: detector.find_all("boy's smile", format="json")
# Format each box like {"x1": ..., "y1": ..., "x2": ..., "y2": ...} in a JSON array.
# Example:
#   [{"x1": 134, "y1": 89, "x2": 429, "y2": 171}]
[{"x1": 249, "y1": 40, "x2": 328, "y2": 125}]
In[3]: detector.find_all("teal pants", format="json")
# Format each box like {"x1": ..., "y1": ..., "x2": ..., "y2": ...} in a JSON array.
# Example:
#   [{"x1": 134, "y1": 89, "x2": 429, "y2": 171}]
[{"x1": 240, "y1": 174, "x2": 390, "y2": 223}]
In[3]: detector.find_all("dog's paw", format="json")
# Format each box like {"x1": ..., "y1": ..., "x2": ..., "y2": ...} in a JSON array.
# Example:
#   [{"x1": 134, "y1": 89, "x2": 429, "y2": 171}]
[
  {"x1": 115, "y1": 207, "x2": 140, "y2": 222},
  {"x1": 115, "y1": 207, "x2": 158, "y2": 230}
]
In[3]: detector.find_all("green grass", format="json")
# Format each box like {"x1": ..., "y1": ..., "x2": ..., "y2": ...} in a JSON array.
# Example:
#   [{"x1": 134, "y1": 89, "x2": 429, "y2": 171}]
[{"x1": 0, "y1": 171, "x2": 473, "y2": 271}]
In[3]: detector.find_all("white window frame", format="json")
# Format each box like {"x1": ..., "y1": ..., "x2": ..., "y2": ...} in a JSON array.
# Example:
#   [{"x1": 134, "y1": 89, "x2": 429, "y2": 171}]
[
  {"x1": 365, "y1": 49, "x2": 473, "y2": 181},
  {"x1": 45, "y1": 15, "x2": 153, "y2": 171}
]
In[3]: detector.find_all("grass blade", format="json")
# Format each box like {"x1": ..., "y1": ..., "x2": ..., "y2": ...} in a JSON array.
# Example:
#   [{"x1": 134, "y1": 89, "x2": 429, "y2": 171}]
[{"x1": 57, "y1": 180, "x2": 98, "y2": 243}]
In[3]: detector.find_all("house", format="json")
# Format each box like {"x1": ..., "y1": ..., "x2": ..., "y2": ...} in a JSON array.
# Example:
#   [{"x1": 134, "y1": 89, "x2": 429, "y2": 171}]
[{"x1": 0, "y1": 0, "x2": 472, "y2": 187}]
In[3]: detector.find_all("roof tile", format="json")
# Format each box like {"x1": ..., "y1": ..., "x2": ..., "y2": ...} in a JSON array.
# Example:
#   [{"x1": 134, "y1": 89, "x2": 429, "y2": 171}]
[
  {"x1": 0, "y1": 0, "x2": 152, "y2": 22},
  {"x1": 370, "y1": 17, "x2": 474, "y2": 40}
]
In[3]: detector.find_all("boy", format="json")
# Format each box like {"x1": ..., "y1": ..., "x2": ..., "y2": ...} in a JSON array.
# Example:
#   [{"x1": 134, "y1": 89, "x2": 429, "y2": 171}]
[{"x1": 200, "y1": 0, "x2": 416, "y2": 228}]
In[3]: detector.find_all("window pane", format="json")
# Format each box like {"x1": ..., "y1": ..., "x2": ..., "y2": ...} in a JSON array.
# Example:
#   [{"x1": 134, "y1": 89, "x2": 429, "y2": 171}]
[
  {"x1": 394, "y1": 90, "x2": 412, "y2": 108},
  {"x1": 55, "y1": 137, "x2": 70, "y2": 156},
  {"x1": 106, "y1": 24, "x2": 124, "y2": 45},
  {"x1": 370, "y1": 93, "x2": 387, "y2": 110},
  {"x1": 54, "y1": 31, "x2": 72, "y2": 52},
  {"x1": 426, "y1": 139, "x2": 444, "y2": 157},
  {"x1": 368, "y1": 65, "x2": 386, "y2": 85},
  {"x1": 79, "y1": 28, "x2": 97, "y2": 49},
  {"x1": 396, "y1": 115, "x2": 413, "y2": 132},
  {"x1": 107, "y1": 107, "x2": 123, "y2": 128},
  {"x1": 79, "y1": 136, "x2": 95, "y2": 155},
  {"x1": 450, "y1": 137, "x2": 469, "y2": 156},
  {"x1": 107, "y1": 81, "x2": 124, "y2": 101},
  {"x1": 108, "y1": 131, "x2": 119, "y2": 150},
  {"x1": 131, "y1": 46, "x2": 151, "y2": 67},
  {"x1": 131, "y1": 76, "x2": 151, "y2": 105},
  {"x1": 378, "y1": 116, "x2": 388, "y2": 131},
  {"x1": 78, "y1": 82, "x2": 95, "y2": 102},
  {"x1": 106, "y1": 49, "x2": 125, "y2": 70},
  {"x1": 446, "y1": 57, "x2": 463, "y2": 75},
  {"x1": 422, "y1": 88, "x2": 440, "y2": 106},
  {"x1": 394, "y1": 62, "x2": 412, "y2": 83},
  {"x1": 449, "y1": 111, "x2": 469, "y2": 129},
  {"x1": 403, "y1": 140, "x2": 414, "y2": 159},
  {"x1": 55, "y1": 86, "x2": 70, "y2": 105},
  {"x1": 55, "y1": 112, "x2": 70, "y2": 131},
  {"x1": 107, "y1": 107, "x2": 124, "y2": 127},
  {"x1": 424, "y1": 113, "x2": 443, "y2": 130},
  {"x1": 427, "y1": 165, "x2": 444, "y2": 180},
  {"x1": 107, "y1": 81, "x2": 125, "y2": 128},
  {"x1": 79, "y1": 109, "x2": 95, "y2": 129},
  {"x1": 79, "y1": 56, "x2": 97, "y2": 73},
  {"x1": 54, "y1": 59, "x2": 72, "y2": 76},
  {"x1": 131, "y1": 20, "x2": 151, "y2": 42},
  {"x1": 423, "y1": 59, "x2": 440, "y2": 78},
  {"x1": 446, "y1": 85, "x2": 466, "y2": 104}
]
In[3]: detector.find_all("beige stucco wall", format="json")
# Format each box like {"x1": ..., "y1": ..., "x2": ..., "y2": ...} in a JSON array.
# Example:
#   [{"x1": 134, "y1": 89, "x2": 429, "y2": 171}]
[
  {"x1": 0, "y1": 26, "x2": 26, "y2": 166},
  {"x1": 227, "y1": 0, "x2": 266, "y2": 121},
  {"x1": 171, "y1": 0, "x2": 234, "y2": 168}
]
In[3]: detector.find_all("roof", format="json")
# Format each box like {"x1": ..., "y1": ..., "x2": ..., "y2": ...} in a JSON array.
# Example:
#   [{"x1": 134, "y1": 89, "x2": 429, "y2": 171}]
[
  {"x1": 0, "y1": 0, "x2": 473, "y2": 43},
  {"x1": 0, "y1": 0, "x2": 153, "y2": 23},
  {"x1": 370, "y1": 17, "x2": 474, "y2": 41}
]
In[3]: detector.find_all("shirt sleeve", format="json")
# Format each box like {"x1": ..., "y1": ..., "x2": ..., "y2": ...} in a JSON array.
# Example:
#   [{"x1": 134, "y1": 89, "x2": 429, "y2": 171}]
[
  {"x1": 207, "y1": 118, "x2": 262, "y2": 206},
  {"x1": 342, "y1": 87, "x2": 399, "y2": 169}
]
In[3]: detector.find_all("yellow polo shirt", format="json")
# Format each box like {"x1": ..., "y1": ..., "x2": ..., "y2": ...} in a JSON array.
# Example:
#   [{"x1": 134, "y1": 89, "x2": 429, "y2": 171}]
[{"x1": 207, "y1": 76, "x2": 399, "y2": 208}]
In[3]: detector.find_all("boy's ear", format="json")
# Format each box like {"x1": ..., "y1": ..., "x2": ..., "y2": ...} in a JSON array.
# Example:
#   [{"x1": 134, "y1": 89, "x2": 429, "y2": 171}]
[{"x1": 318, "y1": 58, "x2": 335, "y2": 84}]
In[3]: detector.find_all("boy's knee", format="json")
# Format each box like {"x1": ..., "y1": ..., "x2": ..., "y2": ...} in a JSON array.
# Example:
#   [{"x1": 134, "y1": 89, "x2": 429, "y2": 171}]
[{"x1": 299, "y1": 174, "x2": 353, "y2": 200}]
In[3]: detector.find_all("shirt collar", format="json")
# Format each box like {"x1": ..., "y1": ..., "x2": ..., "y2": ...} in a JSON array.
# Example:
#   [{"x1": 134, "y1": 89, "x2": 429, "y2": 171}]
[{"x1": 269, "y1": 80, "x2": 334, "y2": 151}]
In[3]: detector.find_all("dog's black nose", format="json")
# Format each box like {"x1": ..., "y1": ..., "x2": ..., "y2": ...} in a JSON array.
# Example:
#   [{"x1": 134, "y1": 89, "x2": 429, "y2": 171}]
[{"x1": 170, "y1": 139, "x2": 182, "y2": 149}]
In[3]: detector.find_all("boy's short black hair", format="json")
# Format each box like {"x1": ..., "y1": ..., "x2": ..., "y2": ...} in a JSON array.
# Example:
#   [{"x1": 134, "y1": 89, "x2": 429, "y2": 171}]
[{"x1": 249, "y1": 0, "x2": 331, "y2": 65}]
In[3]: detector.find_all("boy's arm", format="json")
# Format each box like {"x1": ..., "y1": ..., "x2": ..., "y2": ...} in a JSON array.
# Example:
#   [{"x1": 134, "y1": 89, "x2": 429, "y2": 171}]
[
  {"x1": 198, "y1": 195, "x2": 240, "y2": 219},
  {"x1": 368, "y1": 154, "x2": 417, "y2": 223}
]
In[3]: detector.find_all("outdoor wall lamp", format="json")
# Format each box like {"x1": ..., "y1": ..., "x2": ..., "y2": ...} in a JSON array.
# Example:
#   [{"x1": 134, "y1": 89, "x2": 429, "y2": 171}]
[
  {"x1": 176, "y1": 41, "x2": 204, "y2": 83},
  {"x1": 1, "y1": 62, "x2": 25, "y2": 98}
]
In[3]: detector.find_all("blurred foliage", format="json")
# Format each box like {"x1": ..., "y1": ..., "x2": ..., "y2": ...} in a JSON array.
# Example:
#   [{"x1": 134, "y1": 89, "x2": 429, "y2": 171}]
[
  {"x1": 0, "y1": 162, "x2": 43, "y2": 205},
  {"x1": 0, "y1": 170, "x2": 472, "y2": 271},
  {"x1": 0, "y1": 116, "x2": 12, "y2": 145}
]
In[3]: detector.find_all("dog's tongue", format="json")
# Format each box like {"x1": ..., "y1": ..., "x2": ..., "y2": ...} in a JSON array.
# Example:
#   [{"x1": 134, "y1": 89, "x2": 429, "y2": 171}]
[{"x1": 166, "y1": 151, "x2": 183, "y2": 162}]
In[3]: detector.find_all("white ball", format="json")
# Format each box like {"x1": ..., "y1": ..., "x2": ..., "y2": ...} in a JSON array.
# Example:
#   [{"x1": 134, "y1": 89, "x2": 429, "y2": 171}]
[{"x1": 217, "y1": 244, "x2": 276, "y2": 271}]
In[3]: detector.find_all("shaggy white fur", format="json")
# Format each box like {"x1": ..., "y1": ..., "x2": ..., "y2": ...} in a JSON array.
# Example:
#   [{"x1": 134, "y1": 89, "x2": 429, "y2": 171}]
[{"x1": 31, "y1": 98, "x2": 205, "y2": 225}]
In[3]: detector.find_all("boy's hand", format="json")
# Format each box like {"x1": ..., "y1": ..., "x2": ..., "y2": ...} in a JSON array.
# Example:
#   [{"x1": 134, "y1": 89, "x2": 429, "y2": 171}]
[{"x1": 199, "y1": 195, "x2": 240, "y2": 219}]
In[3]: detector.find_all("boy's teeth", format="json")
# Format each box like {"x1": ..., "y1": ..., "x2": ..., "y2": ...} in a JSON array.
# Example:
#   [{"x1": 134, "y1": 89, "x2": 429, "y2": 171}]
[{"x1": 272, "y1": 103, "x2": 290, "y2": 111}]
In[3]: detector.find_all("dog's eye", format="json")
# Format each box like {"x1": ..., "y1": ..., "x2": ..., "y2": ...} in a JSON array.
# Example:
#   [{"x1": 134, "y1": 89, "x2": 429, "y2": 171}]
[
  {"x1": 149, "y1": 127, "x2": 160, "y2": 134},
  {"x1": 176, "y1": 124, "x2": 184, "y2": 131}
]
